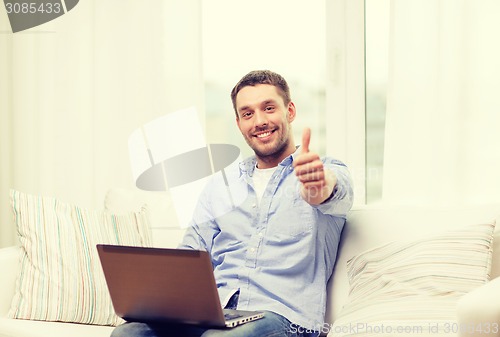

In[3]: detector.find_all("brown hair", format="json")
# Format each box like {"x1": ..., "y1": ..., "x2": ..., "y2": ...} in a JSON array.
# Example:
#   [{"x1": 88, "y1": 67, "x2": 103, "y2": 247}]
[{"x1": 230, "y1": 70, "x2": 291, "y2": 118}]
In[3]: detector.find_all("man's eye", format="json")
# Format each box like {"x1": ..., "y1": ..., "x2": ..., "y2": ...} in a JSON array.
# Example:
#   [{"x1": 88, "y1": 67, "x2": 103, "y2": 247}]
[
  {"x1": 265, "y1": 106, "x2": 275, "y2": 111},
  {"x1": 242, "y1": 111, "x2": 253, "y2": 118}
]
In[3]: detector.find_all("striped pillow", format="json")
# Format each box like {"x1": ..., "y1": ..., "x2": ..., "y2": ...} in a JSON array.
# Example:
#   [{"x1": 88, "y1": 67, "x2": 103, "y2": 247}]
[
  {"x1": 329, "y1": 222, "x2": 496, "y2": 337},
  {"x1": 8, "y1": 190, "x2": 153, "y2": 326}
]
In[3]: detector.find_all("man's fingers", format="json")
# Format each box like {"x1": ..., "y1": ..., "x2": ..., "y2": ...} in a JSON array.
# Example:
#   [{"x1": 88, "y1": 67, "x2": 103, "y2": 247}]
[
  {"x1": 296, "y1": 170, "x2": 326, "y2": 184},
  {"x1": 294, "y1": 159, "x2": 324, "y2": 174},
  {"x1": 302, "y1": 127, "x2": 311, "y2": 153}
]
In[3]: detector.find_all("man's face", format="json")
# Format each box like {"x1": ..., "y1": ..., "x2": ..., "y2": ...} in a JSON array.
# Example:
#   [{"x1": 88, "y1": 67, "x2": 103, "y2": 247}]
[{"x1": 235, "y1": 84, "x2": 296, "y2": 162}]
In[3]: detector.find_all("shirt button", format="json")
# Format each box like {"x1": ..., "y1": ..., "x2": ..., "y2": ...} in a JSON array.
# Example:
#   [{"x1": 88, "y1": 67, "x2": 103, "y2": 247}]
[
  {"x1": 258, "y1": 232, "x2": 264, "y2": 237},
  {"x1": 252, "y1": 203, "x2": 257, "y2": 208},
  {"x1": 249, "y1": 248, "x2": 256, "y2": 253}
]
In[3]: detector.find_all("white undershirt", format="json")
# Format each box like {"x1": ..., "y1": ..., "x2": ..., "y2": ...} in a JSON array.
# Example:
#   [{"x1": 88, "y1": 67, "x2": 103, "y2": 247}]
[{"x1": 253, "y1": 165, "x2": 277, "y2": 205}]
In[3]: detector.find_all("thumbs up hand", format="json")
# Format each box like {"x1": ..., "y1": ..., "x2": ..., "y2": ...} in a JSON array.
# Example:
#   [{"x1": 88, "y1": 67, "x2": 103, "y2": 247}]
[{"x1": 293, "y1": 127, "x2": 337, "y2": 205}]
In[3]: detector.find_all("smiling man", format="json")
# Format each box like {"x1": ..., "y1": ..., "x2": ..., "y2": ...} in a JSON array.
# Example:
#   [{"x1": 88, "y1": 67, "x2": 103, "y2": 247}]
[{"x1": 111, "y1": 70, "x2": 354, "y2": 337}]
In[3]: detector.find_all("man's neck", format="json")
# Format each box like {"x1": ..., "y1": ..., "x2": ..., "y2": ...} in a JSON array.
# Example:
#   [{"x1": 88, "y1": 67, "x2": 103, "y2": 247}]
[{"x1": 255, "y1": 144, "x2": 296, "y2": 169}]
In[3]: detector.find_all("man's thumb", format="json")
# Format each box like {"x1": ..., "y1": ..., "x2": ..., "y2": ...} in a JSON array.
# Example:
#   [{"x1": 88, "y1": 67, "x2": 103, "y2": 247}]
[{"x1": 302, "y1": 127, "x2": 311, "y2": 153}]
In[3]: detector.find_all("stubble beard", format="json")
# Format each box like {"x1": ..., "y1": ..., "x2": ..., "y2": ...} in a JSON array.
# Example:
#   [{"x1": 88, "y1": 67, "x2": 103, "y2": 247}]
[{"x1": 246, "y1": 125, "x2": 292, "y2": 163}]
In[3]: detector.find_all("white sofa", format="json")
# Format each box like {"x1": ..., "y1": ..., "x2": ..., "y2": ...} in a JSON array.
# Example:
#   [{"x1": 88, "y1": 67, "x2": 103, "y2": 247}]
[{"x1": 1, "y1": 189, "x2": 499, "y2": 337}]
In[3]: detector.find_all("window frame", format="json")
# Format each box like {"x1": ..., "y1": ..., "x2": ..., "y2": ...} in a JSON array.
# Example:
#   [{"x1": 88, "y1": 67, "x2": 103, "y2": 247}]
[{"x1": 326, "y1": 0, "x2": 366, "y2": 205}]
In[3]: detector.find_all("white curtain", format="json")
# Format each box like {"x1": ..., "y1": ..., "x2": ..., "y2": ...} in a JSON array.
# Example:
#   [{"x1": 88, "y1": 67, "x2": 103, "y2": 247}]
[
  {"x1": 0, "y1": 0, "x2": 203, "y2": 248},
  {"x1": 382, "y1": 0, "x2": 500, "y2": 206}
]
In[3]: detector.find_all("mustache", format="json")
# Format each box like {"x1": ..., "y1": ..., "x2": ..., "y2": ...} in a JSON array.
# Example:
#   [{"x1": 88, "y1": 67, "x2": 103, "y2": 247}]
[{"x1": 253, "y1": 125, "x2": 277, "y2": 133}]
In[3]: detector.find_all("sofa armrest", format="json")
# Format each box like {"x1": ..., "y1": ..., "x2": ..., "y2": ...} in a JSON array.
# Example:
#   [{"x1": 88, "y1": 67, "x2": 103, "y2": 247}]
[
  {"x1": 0, "y1": 246, "x2": 20, "y2": 317},
  {"x1": 457, "y1": 276, "x2": 500, "y2": 337}
]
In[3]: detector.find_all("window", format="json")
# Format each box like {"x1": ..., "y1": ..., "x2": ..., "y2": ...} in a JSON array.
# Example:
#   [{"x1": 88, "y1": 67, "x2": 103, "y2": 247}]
[
  {"x1": 202, "y1": 0, "x2": 327, "y2": 159},
  {"x1": 202, "y1": 0, "x2": 376, "y2": 206}
]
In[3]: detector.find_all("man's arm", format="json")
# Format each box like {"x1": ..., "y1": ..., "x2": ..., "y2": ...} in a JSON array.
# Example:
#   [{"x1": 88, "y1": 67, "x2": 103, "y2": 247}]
[{"x1": 177, "y1": 181, "x2": 220, "y2": 252}]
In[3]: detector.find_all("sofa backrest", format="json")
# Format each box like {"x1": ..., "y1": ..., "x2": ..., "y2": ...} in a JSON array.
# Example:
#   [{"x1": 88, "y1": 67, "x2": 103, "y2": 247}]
[
  {"x1": 325, "y1": 203, "x2": 500, "y2": 323},
  {"x1": 105, "y1": 188, "x2": 186, "y2": 248}
]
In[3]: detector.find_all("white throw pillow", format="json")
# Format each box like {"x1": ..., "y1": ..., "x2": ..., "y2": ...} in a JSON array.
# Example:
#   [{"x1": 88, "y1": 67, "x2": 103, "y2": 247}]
[
  {"x1": 328, "y1": 221, "x2": 496, "y2": 337},
  {"x1": 8, "y1": 190, "x2": 153, "y2": 326}
]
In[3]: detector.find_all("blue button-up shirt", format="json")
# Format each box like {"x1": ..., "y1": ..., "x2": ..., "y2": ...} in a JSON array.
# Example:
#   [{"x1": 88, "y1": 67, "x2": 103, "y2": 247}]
[{"x1": 180, "y1": 147, "x2": 353, "y2": 330}]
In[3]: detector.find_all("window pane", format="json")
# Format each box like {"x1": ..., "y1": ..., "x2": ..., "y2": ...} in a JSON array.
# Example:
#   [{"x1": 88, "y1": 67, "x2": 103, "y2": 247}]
[{"x1": 365, "y1": 0, "x2": 390, "y2": 203}]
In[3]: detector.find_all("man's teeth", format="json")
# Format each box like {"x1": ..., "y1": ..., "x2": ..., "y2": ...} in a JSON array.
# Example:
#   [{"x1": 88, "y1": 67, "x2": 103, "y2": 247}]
[{"x1": 257, "y1": 131, "x2": 272, "y2": 138}]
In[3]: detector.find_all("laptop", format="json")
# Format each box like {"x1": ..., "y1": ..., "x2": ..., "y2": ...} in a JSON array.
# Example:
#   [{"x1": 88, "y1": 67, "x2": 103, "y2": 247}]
[{"x1": 96, "y1": 244, "x2": 264, "y2": 328}]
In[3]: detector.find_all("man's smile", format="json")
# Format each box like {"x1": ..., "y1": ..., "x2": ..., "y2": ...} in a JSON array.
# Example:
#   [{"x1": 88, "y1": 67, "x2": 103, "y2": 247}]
[{"x1": 254, "y1": 129, "x2": 276, "y2": 140}]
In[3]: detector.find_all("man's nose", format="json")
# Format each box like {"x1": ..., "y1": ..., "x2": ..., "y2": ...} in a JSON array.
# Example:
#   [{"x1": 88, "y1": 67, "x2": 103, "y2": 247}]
[{"x1": 254, "y1": 110, "x2": 268, "y2": 126}]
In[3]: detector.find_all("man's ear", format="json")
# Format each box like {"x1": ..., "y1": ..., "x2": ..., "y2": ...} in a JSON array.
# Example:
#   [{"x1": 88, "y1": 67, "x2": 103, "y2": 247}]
[
  {"x1": 287, "y1": 102, "x2": 296, "y2": 122},
  {"x1": 235, "y1": 117, "x2": 242, "y2": 131}
]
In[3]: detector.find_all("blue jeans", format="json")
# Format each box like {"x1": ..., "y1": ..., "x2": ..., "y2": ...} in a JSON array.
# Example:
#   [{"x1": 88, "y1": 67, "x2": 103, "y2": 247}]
[{"x1": 110, "y1": 311, "x2": 319, "y2": 337}]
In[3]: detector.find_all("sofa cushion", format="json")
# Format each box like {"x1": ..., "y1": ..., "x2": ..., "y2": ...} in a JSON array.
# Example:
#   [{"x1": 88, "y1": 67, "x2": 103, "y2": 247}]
[
  {"x1": 8, "y1": 190, "x2": 152, "y2": 326},
  {"x1": 328, "y1": 221, "x2": 496, "y2": 337},
  {"x1": 327, "y1": 205, "x2": 500, "y2": 323},
  {"x1": 104, "y1": 188, "x2": 186, "y2": 248}
]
